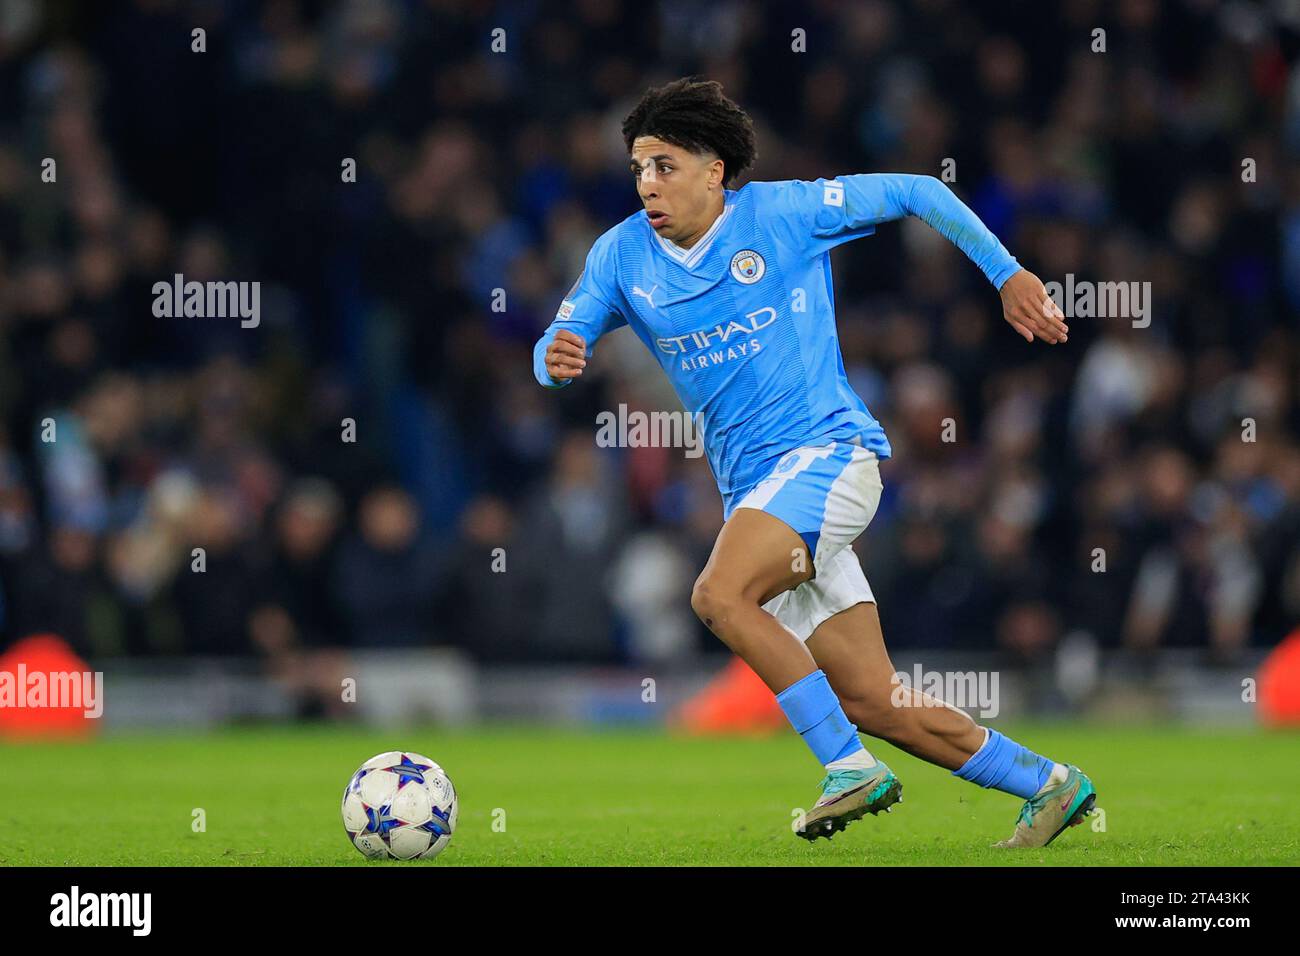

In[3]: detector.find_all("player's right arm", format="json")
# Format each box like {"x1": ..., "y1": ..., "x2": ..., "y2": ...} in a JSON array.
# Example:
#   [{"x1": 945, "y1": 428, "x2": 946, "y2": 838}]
[{"x1": 533, "y1": 234, "x2": 627, "y2": 388}]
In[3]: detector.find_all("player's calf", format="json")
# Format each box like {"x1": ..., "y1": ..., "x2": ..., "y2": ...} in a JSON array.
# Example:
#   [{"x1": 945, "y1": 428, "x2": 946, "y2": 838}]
[{"x1": 836, "y1": 684, "x2": 1097, "y2": 848}]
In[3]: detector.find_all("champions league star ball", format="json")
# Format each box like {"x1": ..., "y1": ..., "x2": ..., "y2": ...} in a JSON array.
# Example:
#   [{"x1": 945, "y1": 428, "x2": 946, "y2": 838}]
[{"x1": 341, "y1": 751, "x2": 458, "y2": 860}]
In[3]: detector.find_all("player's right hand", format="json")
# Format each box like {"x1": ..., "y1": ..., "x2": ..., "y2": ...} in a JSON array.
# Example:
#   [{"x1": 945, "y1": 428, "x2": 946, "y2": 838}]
[{"x1": 545, "y1": 329, "x2": 588, "y2": 382}]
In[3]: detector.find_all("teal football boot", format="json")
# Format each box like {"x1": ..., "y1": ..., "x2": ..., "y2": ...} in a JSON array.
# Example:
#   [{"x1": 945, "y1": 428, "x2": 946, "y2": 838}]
[
  {"x1": 993, "y1": 764, "x2": 1096, "y2": 848},
  {"x1": 795, "y1": 762, "x2": 902, "y2": 842}
]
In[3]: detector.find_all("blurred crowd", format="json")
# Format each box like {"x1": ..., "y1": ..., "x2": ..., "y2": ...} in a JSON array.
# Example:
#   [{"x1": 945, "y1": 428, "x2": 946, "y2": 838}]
[{"x1": 0, "y1": 0, "x2": 1297, "y2": 704}]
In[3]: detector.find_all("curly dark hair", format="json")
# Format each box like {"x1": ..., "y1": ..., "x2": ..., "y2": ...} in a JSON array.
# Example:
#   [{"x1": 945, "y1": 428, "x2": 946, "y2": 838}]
[{"x1": 621, "y1": 78, "x2": 757, "y2": 187}]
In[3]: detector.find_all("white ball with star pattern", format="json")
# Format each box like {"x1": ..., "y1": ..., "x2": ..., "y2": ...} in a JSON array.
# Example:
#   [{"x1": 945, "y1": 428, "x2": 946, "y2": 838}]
[{"x1": 341, "y1": 750, "x2": 458, "y2": 860}]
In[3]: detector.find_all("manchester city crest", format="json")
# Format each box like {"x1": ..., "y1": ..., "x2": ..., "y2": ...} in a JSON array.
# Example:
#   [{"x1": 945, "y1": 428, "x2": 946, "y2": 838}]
[{"x1": 729, "y1": 249, "x2": 765, "y2": 284}]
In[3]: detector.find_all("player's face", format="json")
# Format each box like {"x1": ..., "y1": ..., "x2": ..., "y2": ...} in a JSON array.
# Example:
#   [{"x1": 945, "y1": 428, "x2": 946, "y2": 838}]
[{"x1": 630, "y1": 136, "x2": 724, "y2": 245}]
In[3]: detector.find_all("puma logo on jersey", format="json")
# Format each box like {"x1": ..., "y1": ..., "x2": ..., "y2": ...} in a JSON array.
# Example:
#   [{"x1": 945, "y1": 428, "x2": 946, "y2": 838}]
[{"x1": 632, "y1": 284, "x2": 659, "y2": 311}]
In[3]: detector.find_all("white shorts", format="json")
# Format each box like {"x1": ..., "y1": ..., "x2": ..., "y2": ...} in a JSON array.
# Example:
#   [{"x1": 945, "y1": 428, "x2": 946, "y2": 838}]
[{"x1": 732, "y1": 441, "x2": 883, "y2": 642}]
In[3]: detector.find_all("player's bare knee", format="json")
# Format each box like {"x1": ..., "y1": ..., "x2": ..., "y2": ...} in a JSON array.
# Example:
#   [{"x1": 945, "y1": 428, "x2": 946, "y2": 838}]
[{"x1": 690, "y1": 575, "x2": 740, "y2": 633}]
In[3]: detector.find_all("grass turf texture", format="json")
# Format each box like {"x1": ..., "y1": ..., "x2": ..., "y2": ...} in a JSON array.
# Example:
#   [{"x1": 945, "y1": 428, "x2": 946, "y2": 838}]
[{"x1": 1, "y1": 723, "x2": 1297, "y2": 865}]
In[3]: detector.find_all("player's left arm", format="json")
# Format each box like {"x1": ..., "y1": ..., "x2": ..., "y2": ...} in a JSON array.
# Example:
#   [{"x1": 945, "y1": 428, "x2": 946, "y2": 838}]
[
  {"x1": 853, "y1": 174, "x2": 1066, "y2": 345},
  {"x1": 774, "y1": 173, "x2": 1067, "y2": 344}
]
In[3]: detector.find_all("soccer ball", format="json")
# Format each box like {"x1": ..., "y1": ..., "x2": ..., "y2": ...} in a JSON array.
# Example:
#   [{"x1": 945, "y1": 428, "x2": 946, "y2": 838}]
[{"x1": 341, "y1": 751, "x2": 458, "y2": 860}]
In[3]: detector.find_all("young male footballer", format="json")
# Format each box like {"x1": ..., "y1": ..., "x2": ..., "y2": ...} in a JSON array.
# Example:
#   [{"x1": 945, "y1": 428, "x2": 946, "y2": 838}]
[{"x1": 533, "y1": 78, "x2": 1096, "y2": 847}]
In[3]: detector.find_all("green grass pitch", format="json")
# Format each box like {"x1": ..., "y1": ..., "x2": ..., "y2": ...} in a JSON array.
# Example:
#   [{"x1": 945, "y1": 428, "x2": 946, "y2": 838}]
[{"x1": 2, "y1": 722, "x2": 1297, "y2": 865}]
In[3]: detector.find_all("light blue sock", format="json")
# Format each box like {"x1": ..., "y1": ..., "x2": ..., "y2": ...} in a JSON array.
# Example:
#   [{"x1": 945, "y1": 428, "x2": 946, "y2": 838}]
[
  {"x1": 952, "y1": 728, "x2": 1054, "y2": 799},
  {"x1": 775, "y1": 669, "x2": 864, "y2": 766}
]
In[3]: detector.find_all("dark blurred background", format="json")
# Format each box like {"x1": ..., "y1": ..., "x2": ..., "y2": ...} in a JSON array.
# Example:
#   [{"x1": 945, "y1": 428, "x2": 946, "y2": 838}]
[{"x1": 0, "y1": 0, "x2": 1296, "y2": 724}]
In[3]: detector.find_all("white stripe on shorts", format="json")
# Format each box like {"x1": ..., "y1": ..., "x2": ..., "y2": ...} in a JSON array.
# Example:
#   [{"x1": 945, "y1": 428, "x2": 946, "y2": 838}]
[{"x1": 734, "y1": 445, "x2": 838, "y2": 514}]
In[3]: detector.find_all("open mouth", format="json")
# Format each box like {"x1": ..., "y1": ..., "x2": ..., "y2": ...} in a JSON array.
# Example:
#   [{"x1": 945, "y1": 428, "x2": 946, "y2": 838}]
[{"x1": 646, "y1": 210, "x2": 669, "y2": 229}]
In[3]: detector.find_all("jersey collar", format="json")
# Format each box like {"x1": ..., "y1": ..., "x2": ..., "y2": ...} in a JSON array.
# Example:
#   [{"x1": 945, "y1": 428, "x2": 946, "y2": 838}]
[{"x1": 651, "y1": 196, "x2": 735, "y2": 269}]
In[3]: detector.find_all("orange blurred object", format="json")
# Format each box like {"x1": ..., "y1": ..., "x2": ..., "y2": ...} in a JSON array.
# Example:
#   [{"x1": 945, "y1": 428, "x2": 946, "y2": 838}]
[
  {"x1": 1258, "y1": 626, "x2": 1300, "y2": 726},
  {"x1": 0, "y1": 634, "x2": 101, "y2": 739},
  {"x1": 671, "y1": 656, "x2": 784, "y2": 734}
]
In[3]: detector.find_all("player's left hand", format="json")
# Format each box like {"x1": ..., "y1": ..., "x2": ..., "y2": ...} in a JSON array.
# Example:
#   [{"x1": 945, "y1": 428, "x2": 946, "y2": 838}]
[{"x1": 999, "y1": 269, "x2": 1067, "y2": 344}]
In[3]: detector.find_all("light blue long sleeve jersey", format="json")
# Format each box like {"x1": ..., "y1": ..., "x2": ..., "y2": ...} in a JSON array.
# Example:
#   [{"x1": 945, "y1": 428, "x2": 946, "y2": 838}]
[{"x1": 533, "y1": 173, "x2": 1021, "y2": 516}]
